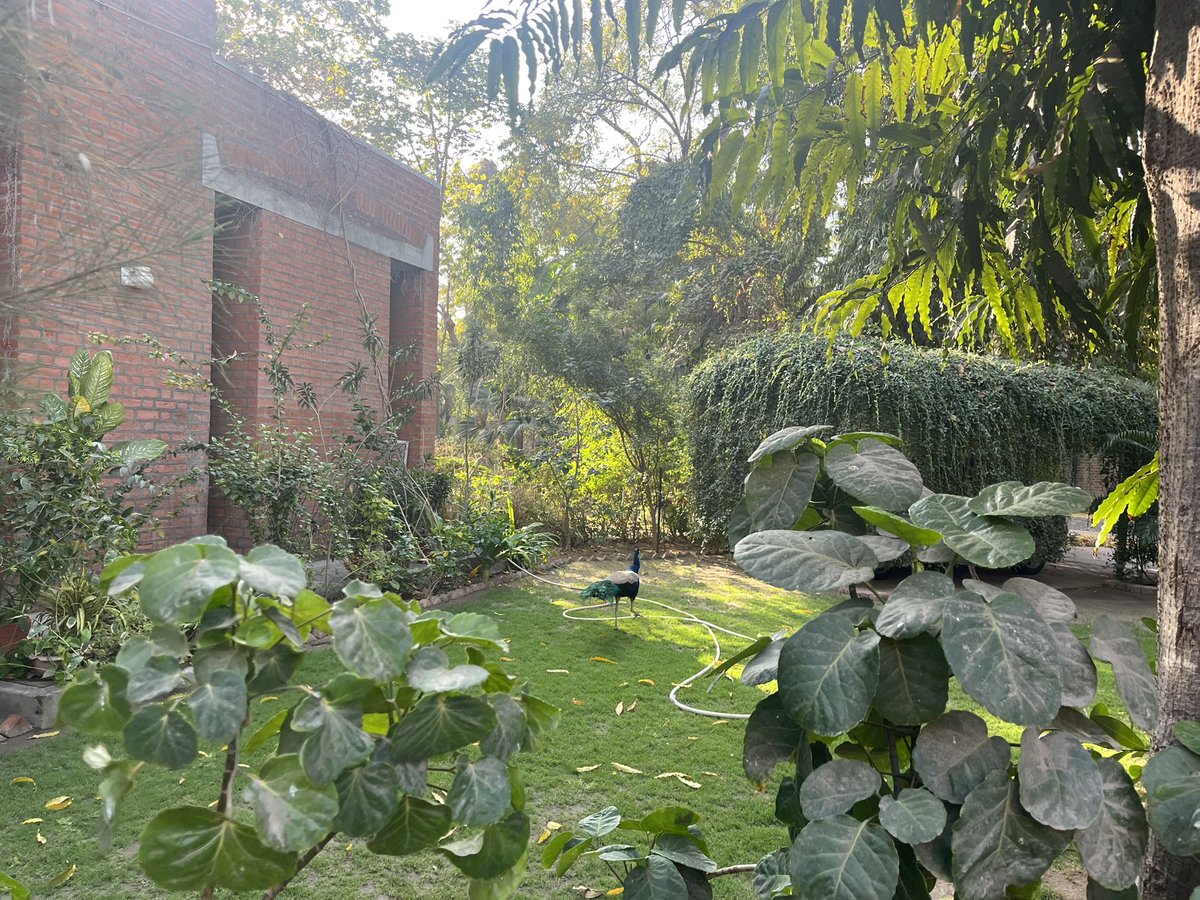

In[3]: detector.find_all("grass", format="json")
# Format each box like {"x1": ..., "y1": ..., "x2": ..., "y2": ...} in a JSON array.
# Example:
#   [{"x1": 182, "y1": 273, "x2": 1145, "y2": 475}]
[{"x1": 0, "y1": 557, "x2": 1147, "y2": 899}]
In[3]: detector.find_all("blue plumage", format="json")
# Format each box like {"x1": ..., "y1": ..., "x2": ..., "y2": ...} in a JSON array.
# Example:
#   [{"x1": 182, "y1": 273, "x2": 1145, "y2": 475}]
[{"x1": 580, "y1": 549, "x2": 641, "y2": 630}]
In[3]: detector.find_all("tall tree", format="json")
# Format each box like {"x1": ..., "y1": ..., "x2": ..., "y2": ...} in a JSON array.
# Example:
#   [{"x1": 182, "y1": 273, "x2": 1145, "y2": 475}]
[
  {"x1": 437, "y1": 1, "x2": 1198, "y2": 895},
  {"x1": 1142, "y1": 4, "x2": 1200, "y2": 894}
]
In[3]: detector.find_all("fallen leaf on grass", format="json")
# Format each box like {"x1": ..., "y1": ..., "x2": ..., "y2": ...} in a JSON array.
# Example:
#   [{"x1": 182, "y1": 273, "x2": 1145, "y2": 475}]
[
  {"x1": 30, "y1": 731, "x2": 59, "y2": 740},
  {"x1": 638, "y1": 679, "x2": 655, "y2": 685},
  {"x1": 576, "y1": 764, "x2": 600, "y2": 773},
  {"x1": 677, "y1": 776, "x2": 701, "y2": 789},
  {"x1": 10, "y1": 777, "x2": 34, "y2": 786},
  {"x1": 35, "y1": 831, "x2": 46, "y2": 845},
  {"x1": 607, "y1": 889, "x2": 625, "y2": 896},
  {"x1": 44, "y1": 796, "x2": 72, "y2": 811},
  {"x1": 547, "y1": 669, "x2": 570, "y2": 674},
  {"x1": 500, "y1": 657, "x2": 513, "y2": 662},
  {"x1": 612, "y1": 763, "x2": 642, "y2": 775},
  {"x1": 548, "y1": 821, "x2": 563, "y2": 829},
  {"x1": 22, "y1": 818, "x2": 42, "y2": 825},
  {"x1": 591, "y1": 656, "x2": 616, "y2": 664},
  {"x1": 656, "y1": 772, "x2": 689, "y2": 779},
  {"x1": 626, "y1": 701, "x2": 637, "y2": 713},
  {"x1": 49, "y1": 864, "x2": 76, "y2": 887},
  {"x1": 615, "y1": 702, "x2": 624, "y2": 716},
  {"x1": 571, "y1": 699, "x2": 586, "y2": 706}
]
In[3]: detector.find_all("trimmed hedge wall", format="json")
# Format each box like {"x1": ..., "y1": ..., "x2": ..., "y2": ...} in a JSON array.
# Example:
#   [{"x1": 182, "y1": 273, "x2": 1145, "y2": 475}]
[{"x1": 686, "y1": 335, "x2": 1157, "y2": 553}]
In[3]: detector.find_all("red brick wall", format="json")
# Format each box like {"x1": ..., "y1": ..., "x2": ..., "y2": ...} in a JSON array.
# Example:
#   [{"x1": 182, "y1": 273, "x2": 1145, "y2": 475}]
[{"x1": 3, "y1": 0, "x2": 441, "y2": 549}]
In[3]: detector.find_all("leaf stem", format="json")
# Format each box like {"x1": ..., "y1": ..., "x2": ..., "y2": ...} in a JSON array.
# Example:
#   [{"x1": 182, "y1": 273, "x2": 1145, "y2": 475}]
[
  {"x1": 884, "y1": 722, "x2": 902, "y2": 798},
  {"x1": 262, "y1": 833, "x2": 336, "y2": 900},
  {"x1": 217, "y1": 735, "x2": 239, "y2": 816},
  {"x1": 707, "y1": 864, "x2": 757, "y2": 879}
]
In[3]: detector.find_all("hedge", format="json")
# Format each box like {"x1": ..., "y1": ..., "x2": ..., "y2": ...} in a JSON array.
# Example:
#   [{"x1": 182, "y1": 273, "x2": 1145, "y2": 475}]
[{"x1": 686, "y1": 334, "x2": 1158, "y2": 555}]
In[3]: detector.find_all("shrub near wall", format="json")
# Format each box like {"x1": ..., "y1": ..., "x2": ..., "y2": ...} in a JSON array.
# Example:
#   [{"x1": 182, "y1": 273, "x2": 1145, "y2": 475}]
[{"x1": 686, "y1": 334, "x2": 1157, "y2": 548}]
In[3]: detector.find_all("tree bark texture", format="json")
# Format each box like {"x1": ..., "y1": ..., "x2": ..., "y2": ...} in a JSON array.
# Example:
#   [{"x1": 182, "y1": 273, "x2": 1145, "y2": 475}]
[{"x1": 1144, "y1": 5, "x2": 1200, "y2": 897}]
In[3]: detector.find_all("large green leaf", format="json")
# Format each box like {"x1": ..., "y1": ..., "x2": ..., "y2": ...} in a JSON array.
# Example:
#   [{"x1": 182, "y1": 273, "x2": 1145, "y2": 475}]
[
  {"x1": 1001, "y1": 577, "x2": 1077, "y2": 624},
  {"x1": 735, "y1": 530, "x2": 879, "y2": 593},
  {"x1": 138, "y1": 806, "x2": 295, "y2": 891},
  {"x1": 407, "y1": 647, "x2": 490, "y2": 693},
  {"x1": 442, "y1": 611, "x2": 509, "y2": 650},
  {"x1": 745, "y1": 451, "x2": 821, "y2": 530},
  {"x1": 108, "y1": 439, "x2": 168, "y2": 469},
  {"x1": 481, "y1": 694, "x2": 528, "y2": 761},
  {"x1": 912, "y1": 711, "x2": 1011, "y2": 804},
  {"x1": 188, "y1": 669, "x2": 248, "y2": 744},
  {"x1": 824, "y1": 439, "x2": 924, "y2": 511},
  {"x1": 856, "y1": 534, "x2": 909, "y2": 563},
  {"x1": 330, "y1": 597, "x2": 413, "y2": 682},
  {"x1": 623, "y1": 854, "x2": 688, "y2": 899},
  {"x1": 291, "y1": 695, "x2": 374, "y2": 785},
  {"x1": 1075, "y1": 758, "x2": 1148, "y2": 890},
  {"x1": 450, "y1": 756, "x2": 512, "y2": 827},
  {"x1": 1142, "y1": 744, "x2": 1200, "y2": 794},
  {"x1": 1146, "y1": 775, "x2": 1200, "y2": 856},
  {"x1": 389, "y1": 694, "x2": 498, "y2": 761},
  {"x1": 788, "y1": 815, "x2": 899, "y2": 900},
  {"x1": 747, "y1": 425, "x2": 833, "y2": 464},
  {"x1": 752, "y1": 849, "x2": 791, "y2": 900},
  {"x1": 247, "y1": 644, "x2": 303, "y2": 696},
  {"x1": 239, "y1": 545, "x2": 307, "y2": 598},
  {"x1": 878, "y1": 789, "x2": 947, "y2": 845},
  {"x1": 79, "y1": 350, "x2": 114, "y2": 407},
  {"x1": 652, "y1": 833, "x2": 717, "y2": 873},
  {"x1": 1175, "y1": 721, "x2": 1200, "y2": 756},
  {"x1": 1049, "y1": 622, "x2": 1097, "y2": 708},
  {"x1": 138, "y1": 543, "x2": 240, "y2": 625},
  {"x1": 1089, "y1": 617, "x2": 1158, "y2": 731},
  {"x1": 1016, "y1": 728, "x2": 1103, "y2": 830},
  {"x1": 243, "y1": 754, "x2": 338, "y2": 853},
  {"x1": 743, "y1": 693, "x2": 805, "y2": 787},
  {"x1": 909, "y1": 494, "x2": 1035, "y2": 568},
  {"x1": 967, "y1": 481, "x2": 1092, "y2": 517},
  {"x1": 440, "y1": 811, "x2": 530, "y2": 879},
  {"x1": 875, "y1": 572, "x2": 955, "y2": 639},
  {"x1": 58, "y1": 667, "x2": 132, "y2": 737},
  {"x1": 940, "y1": 592, "x2": 1062, "y2": 726},
  {"x1": 951, "y1": 772, "x2": 1073, "y2": 900},
  {"x1": 334, "y1": 760, "x2": 400, "y2": 837},
  {"x1": 368, "y1": 796, "x2": 453, "y2": 856},
  {"x1": 853, "y1": 506, "x2": 942, "y2": 546},
  {"x1": 874, "y1": 634, "x2": 949, "y2": 725},
  {"x1": 798, "y1": 759, "x2": 881, "y2": 820},
  {"x1": 123, "y1": 704, "x2": 198, "y2": 770},
  {"x1": 778, "y1": 613, "x2": 879, "y2": 735}
]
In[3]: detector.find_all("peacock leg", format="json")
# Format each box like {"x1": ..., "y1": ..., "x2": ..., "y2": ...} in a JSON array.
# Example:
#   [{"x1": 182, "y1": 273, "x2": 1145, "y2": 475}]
[{"x1": 613, "y1": 599, "x2": 620, "y2": 631}]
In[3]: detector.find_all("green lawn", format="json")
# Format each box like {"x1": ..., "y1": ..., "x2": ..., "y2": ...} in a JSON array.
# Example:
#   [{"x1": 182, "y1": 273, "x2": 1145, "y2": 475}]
[{"x1": 0, "y1": 558, "x2": 1145, "y2": 899}]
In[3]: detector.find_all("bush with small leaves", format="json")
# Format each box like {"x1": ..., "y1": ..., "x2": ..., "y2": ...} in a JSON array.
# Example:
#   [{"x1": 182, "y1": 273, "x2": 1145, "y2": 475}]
[
  {"x1": 727, "y1": 425, "x2": 1194, "y2": 900},
  {"x1": 58, "y1": 537, "x2": 558, "y2": 898},
  {"x1": 542, "y1": 804, "x2": 720, "y2": 898}
]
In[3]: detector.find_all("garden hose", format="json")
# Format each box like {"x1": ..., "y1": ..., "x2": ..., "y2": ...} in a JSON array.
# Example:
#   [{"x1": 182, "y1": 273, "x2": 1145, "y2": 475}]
[{"x1": 509, "y1": 562, "x2": 755, "y2": 721}]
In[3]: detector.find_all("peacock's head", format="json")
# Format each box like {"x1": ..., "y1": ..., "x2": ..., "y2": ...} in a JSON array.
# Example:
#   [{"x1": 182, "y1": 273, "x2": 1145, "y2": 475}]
[{"x1": 631, "y1": 547, "x2": 641, "y2": 572}]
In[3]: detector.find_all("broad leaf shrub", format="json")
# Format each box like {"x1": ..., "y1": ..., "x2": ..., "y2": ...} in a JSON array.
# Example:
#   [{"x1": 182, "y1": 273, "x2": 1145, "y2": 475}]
[
  {"x1": 542, "y1": 804, "x2": 719, "y2": 897},
  {"x1": 727, "y1": 425, "x2": 1194, "y2": 899},
  {"x1": 686, "y1": 335, "x2": 1156, "y2": 562},
  {"x1": 59, "y1": 538, "x2": 557, "y2": 897},
  {"x1": 1, "y1": 348, "x2": 166, "y2": 615}
]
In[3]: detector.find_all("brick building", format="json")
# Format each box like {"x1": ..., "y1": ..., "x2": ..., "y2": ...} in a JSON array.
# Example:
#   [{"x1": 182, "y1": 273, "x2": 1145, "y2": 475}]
[{"x1": 0, "y1": 0, "x2": 441, "y2": 546}]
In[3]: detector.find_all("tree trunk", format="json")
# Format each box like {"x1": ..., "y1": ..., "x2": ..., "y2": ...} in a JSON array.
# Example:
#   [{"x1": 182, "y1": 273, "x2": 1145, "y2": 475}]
[{"x1": 1143, "y1": 6, "x2": 1200, "y2": 898}]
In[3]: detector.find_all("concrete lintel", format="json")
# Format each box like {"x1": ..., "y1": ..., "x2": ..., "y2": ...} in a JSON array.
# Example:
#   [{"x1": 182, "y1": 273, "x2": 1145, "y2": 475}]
[{"x1": 201, "y1": 133, "x2": 435, "y2": 271}]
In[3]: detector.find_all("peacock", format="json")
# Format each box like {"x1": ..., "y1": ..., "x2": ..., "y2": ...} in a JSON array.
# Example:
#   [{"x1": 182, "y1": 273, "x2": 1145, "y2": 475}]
[{"x1": 580, "y1": 549, "x2": 641, "y2": 631}]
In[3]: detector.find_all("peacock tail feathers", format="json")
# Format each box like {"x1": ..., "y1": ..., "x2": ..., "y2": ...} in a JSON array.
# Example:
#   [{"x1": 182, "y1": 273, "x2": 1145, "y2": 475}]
[{"x1": 581, "y1": 580, "x2": 620, "y2": 602}]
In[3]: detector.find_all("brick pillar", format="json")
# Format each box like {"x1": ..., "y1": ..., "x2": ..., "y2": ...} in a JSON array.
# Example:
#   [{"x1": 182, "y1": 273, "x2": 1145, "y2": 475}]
[{"x1": 389, "y1": 261, "x2": 437, "y2": 461}]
